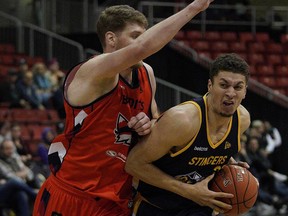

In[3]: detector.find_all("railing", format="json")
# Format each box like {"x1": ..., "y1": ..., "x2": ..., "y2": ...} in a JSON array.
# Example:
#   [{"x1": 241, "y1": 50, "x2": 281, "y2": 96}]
[
  {"x1": 0, "y1": 11, "x2": 84, "y2": 70},
  {"x1": 138, "y1": 2, "x2": 288, "y2": 34},
  {"x1": 1, "y1": 1, "x2": 288, "y2": 35}
]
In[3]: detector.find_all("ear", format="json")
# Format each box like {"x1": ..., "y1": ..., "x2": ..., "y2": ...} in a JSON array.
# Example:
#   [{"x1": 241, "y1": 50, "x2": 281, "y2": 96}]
[
  {"x1": 105, "y1": 31, "x2": 116, "y2": 48},
  {"x1": 207, "y1": 79, "x2": 212, "y2": 92},
  {"x1": 243, "y1": 86, "x2": 247, "y2": 99}
]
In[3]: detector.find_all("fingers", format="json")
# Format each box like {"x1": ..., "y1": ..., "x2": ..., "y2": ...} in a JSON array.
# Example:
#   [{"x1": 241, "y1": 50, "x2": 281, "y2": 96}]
[
  {"x1": 128, "y1": 112, "x2": 152, "y2": 136},
  {"x1": 209, "y1": 194, "x2": 233, "y2": 215}
]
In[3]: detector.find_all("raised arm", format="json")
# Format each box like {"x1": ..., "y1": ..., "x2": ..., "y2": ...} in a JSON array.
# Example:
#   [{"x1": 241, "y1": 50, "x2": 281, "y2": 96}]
[{"x1": 81, "y1": 0, "x2": 214, "y2": 80}]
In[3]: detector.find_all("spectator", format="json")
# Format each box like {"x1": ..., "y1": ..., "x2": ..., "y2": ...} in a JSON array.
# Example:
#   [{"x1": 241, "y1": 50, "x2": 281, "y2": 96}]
[
  {"x1": 16, "y1": 58, "x2": 29, "y2": 82},
  {"x1": 47, "y1": 58, "x2": 65, "y2": 91},
  {"x1": 0, "y1": 139, "x2": 41, "y2": 189},
  {"x1": 0, "y1": 69, "x2": 21, "y2": 108},
  {"x1": 32, "y1": 62, "x2": 53, "y2": 108},
  {"x1": 16, "y1": 71, "x2": 45, "y2": 110},
  {"x1": 0, "y1": 122, "x2": 11, "y2": 144},
  {"x1": 0, "y1": 178, "x2": 37, "y2": 216},
  {"x1": 31, "y1": 127, "x2": 56, "y2": 178},
  {"x1": 47, "y1": 59, "x2": 65, "y2": 118},
  {"x1": 246, "y1": 136, "x2": 288, "y2": 214},
  {"x1": 9, "y1": 124, "x2": 32, "y2": 164},
  {"x1": 263, "y1": 120, "x2": 282, "y2": 155}
]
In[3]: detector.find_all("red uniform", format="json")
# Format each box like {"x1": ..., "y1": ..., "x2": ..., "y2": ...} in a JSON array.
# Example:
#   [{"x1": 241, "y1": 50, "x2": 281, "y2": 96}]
[{"x1": 33, "y1": 63, "x2": 153, "y2": 216}]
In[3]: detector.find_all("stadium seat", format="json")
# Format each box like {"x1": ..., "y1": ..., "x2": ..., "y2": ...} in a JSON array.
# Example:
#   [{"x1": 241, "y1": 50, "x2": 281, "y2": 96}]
[
  {"x1": 210, "y1": 41, "x2": 229, "y2": 52},
  {"x1": 190, "y1": 40, "x2": 210, "y2": 51},
  {"x1": 0, "y1": 108, "x2": 10, "y2": 122},
  {"x1": 197, "y1": 51, "x2": 212, "y2": 59},
  {"x1": 229, "y1": 42, "x2": 246, "y2": 53},
  {"x1": 282, "y1": 55, "x2": 288, "y2": 64},
  {"x1": 266, "y1": 54, "x2": 283, "y2": 66},
  {"x1": 174, "y1": 30, "x2": 186, "y2": 40},
  {"x1": 186, "y1": 30, "x2": 203, "y2": 40},
  {"x1": 0, "y1": 54, "x2": 14, "y2": 65},
  {"x1": 221, "y1": 32, "x2": 238, "y2": 42},
  {"x1": 280, "y1": 34, "x2": 288, "y2": 43},
  {"x1": 239, "y1": 32, "x2": 254, "y2": 44},
  {"x1": 28, "y1": 124, "x2": 47, "y2": 141},
  {"x1": 256, "y1": 64, "x2": 274, "y2": 76},
  {"x1": 248, "y1": 42, "x2": 265, "y2": 53},
  {"x1": 204, "y1": 31, "x2": 221, "y2": 41},
  {"x1": 0, "y1": 44, "x2": 15, "y2": 54},
  {"x1": 258, "y1": 76, "x2": 277, "y2": 88},
  {"x1": 11, "y1": 109, "x2": 40, "y2": 123},
  {"x1": 275, "y1": 65, "x2": 288, "y2": 77},
  {"x1": 276, "y1": 77, "x2": 288, "y2": 88},
  {"x1": 248, "y1": 53, "x2": 265, "y2": 65},
  {"x1": 47, "y1": 109, "x2": 60, "y2": 122},
  {"x1": 255, "y1": 32, "x2": 270, "y2": 42},
  {"x1": 266, "y1": 43, "x2": 283, "y2": 54}
]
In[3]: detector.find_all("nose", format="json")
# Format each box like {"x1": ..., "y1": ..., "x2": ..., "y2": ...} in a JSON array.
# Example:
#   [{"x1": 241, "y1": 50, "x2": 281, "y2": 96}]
[{"x1": 225, "y1": 86, "x2": 236, "y2": 98}]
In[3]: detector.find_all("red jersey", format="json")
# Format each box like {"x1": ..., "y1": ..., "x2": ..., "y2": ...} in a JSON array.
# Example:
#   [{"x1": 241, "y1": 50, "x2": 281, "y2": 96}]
[{"x1": 47, "y1": 63, "x2": 153, "y2": 210}]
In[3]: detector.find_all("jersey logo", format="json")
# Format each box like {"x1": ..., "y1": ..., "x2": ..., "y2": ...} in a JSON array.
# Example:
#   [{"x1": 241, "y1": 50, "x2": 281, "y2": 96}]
[
  {"x1": 175, "y1": 171, "x2": 204, "y2": 184},
  {"x1": 224, "y1": 141, "x2": 231, "y2": 149},
  {"x1": 114, "y1": 113, "x2": 132, "y2": 145}
]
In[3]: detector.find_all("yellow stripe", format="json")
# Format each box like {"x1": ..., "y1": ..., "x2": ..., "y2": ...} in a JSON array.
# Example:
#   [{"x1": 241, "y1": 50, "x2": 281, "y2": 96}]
[
  {"x1": 132, "y1": 193, "x2": 143, "y2": 216},
  {"x1": 237, "y1": 108, "x2": 241, "y2": 152}
]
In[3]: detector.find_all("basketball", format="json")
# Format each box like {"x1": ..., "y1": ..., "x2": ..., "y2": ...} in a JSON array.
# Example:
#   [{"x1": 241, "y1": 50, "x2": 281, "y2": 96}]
[{"x1": 209, "y1": 164, "x2": 259, "y2": 216}]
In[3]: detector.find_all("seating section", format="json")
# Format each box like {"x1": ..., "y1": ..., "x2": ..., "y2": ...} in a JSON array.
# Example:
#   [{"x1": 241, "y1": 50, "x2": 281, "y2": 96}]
[
  {"x1": 0, "y1": 108, "x2": 60, "y2": 143},
  {"x1": 0, "y1": 43, "x2": 63, "y2": 149},
  {"x1": 174, "y1": 30, "x2": 288, "y2": 96}
]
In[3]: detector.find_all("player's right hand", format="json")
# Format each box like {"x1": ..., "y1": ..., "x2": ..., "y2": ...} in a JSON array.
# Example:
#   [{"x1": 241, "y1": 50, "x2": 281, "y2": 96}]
[{"x1": 179, "y1": 174, "x2": 233, "y2": 214}]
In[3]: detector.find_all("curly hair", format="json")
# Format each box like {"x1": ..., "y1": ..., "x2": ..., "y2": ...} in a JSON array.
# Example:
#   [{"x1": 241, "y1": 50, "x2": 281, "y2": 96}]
[{"x1": 210, "y1": 53, "x2": 250, "y2": 83}]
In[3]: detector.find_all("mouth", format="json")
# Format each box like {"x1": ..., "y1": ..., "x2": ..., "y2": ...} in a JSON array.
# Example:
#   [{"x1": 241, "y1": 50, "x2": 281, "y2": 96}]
[{"x1": 223, "y1": 101, "x2": 234, "y2": 107}]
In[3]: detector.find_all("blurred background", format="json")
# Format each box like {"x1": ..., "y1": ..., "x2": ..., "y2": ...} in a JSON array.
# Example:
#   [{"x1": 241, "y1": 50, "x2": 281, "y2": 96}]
[{"x1": 0, "y1": 0, "x2": 288, "y2": 215}]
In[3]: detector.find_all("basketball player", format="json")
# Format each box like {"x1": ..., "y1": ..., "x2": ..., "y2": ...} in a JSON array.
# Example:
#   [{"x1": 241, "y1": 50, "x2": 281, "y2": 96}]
[
  {"x1": 125, "y1": 53, "x2": 251, "y2": 216},
  {"x1": 33, "y1": 1, "x2": 214, "y2": 215}
]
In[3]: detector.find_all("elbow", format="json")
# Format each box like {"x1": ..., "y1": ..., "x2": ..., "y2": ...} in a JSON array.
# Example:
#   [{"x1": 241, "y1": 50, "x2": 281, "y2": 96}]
[{"x1": 124, "y1": 156, "x2": 135, "y2": 175}]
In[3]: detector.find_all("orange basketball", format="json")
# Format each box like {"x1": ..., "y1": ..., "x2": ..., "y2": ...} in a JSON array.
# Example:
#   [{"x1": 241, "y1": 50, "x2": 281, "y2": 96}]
[{"x1": 209, "y1": 164, "x2": 259, "y2": 216}]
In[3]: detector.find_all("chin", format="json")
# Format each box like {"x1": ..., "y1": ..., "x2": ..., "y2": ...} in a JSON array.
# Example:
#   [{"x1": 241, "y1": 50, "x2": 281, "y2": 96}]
[
  {"x1": 131, "y1": 61, "x2": 143, "y2": 69},
  {"x1": 220, "y1": 112, "x2": 234, "y2": 117}
]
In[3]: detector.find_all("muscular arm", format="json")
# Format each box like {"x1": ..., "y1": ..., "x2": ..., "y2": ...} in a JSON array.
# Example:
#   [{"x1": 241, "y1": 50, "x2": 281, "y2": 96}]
[
  {"x1": 125, "y1": 103, "x2": 233, "y2": 212},
  {"x1": 68, "y1": 0, "x2": 213, "y2": 105}
]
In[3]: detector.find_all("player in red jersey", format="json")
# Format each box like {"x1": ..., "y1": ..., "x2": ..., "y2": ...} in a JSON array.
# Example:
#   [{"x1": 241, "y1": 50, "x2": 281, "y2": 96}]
[{"x1": 33, "y1": 1, "x2": 214, "y2": 215}]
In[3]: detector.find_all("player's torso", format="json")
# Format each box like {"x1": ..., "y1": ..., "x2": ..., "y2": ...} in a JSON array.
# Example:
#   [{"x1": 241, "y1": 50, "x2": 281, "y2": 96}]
[
  {"x1": 137, "y1": 95, "x2": 241, "y2": 211},
  {"x1": 48, "y1": 65, "x2": 152, "y2": 200}
]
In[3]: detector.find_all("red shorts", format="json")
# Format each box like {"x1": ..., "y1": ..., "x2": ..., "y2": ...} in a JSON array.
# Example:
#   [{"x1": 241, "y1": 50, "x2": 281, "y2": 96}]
[{"x1": 33, "y1": 175, "x2": 131, "y2": 216}]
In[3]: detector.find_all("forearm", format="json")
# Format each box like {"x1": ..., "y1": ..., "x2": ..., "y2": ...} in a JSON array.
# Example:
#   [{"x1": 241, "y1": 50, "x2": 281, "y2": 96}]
[{"x1": 125, "y1": 159, "x2": 186, "y2": 197}]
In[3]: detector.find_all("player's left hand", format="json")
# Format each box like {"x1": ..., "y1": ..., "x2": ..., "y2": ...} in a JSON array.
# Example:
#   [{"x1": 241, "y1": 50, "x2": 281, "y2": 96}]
[
  {"x1": 228, "y1": 157, "x2": 250, "y2": 169},
  {"x1": 128, "y1": 112, "x2": 152, "y2": 136}
]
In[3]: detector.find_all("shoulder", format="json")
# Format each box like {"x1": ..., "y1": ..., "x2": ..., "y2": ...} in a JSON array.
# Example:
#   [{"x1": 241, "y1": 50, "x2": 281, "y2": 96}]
[
  {"x1": 238, "y1": 104, "x2": 250, "y2": 134},
  {"x1": 157, "y1": 102, "x2": 201, "y2": 140}
]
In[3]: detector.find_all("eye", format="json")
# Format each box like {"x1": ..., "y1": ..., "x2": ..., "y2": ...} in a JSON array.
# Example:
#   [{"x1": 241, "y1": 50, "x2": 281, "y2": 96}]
[
  {"x1": 131, "y1": 33, "x2": 141, "y2": 39},
  {"x1": 220, "y1": 83, "x2": 228, "y2": 89},
  {"x1": 234, "y1": 85, "x2": 244, "y2": 91}
]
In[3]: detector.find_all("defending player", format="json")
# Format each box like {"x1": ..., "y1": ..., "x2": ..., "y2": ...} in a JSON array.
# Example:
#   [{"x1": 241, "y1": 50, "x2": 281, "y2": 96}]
[
  {"x1": 33, "y1": 0, "x2": 214, "y2": 215},
  {"x1": 126, "y1": 53, "x2": 251, "y2": 216}
]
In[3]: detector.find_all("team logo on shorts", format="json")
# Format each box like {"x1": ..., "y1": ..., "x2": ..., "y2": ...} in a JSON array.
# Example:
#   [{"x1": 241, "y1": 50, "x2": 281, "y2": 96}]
[{"x1": 114, "y1": 113, "x2": 132, "y2": 146}]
